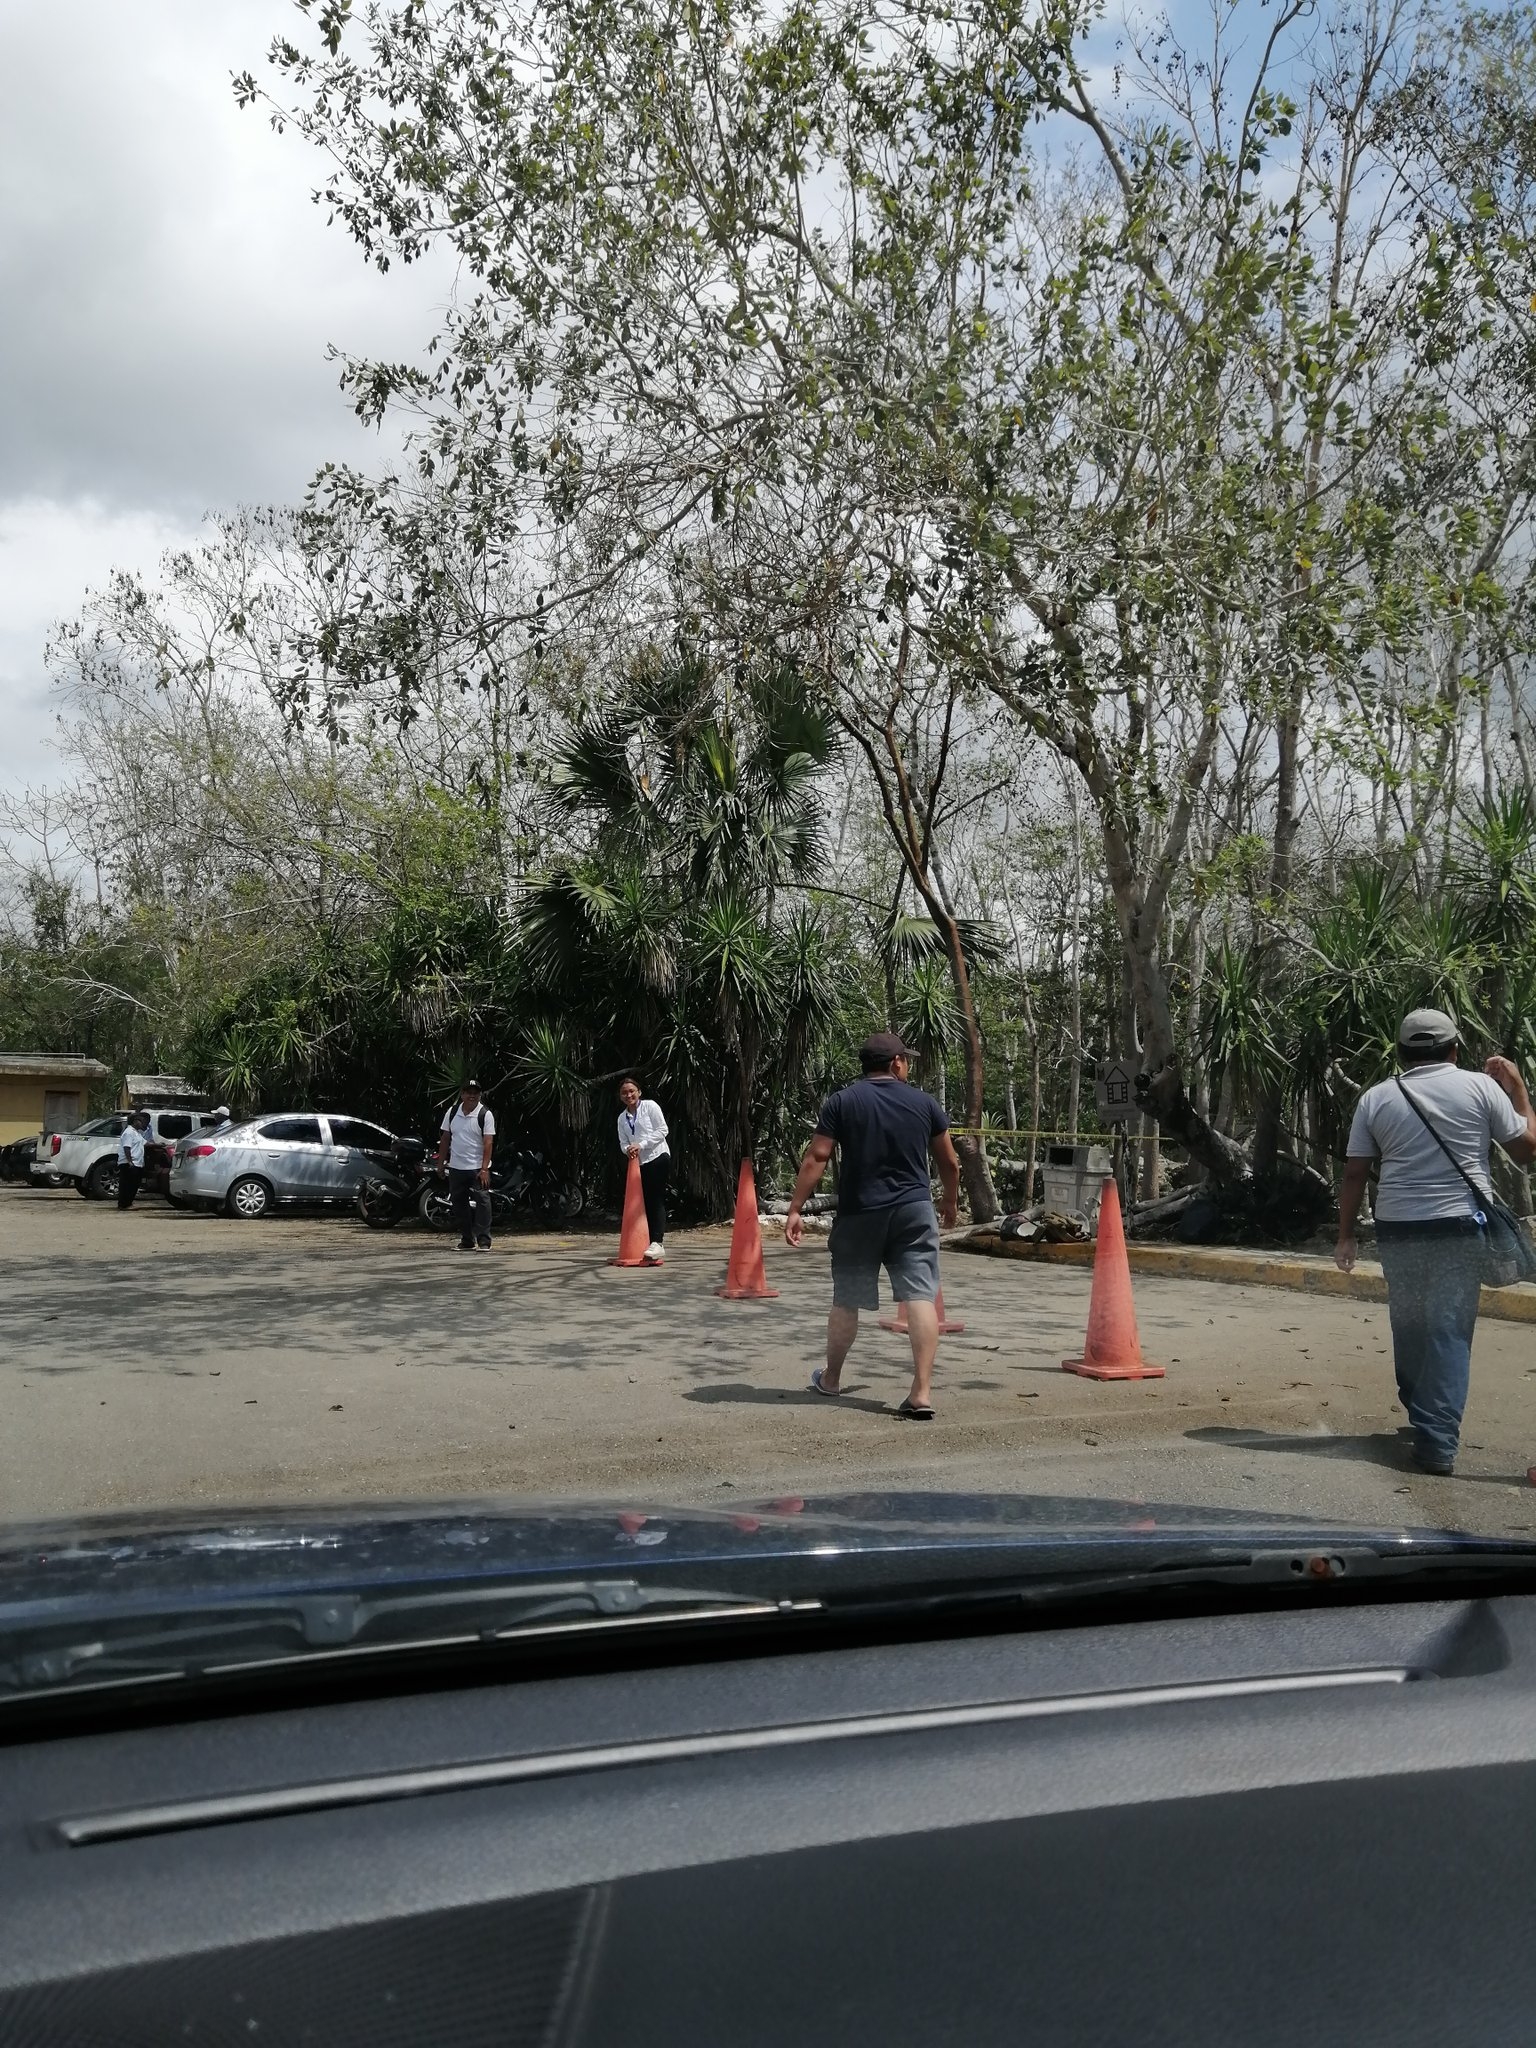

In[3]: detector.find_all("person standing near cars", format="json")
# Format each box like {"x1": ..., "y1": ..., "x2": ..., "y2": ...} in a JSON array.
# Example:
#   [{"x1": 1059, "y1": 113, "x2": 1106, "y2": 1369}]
[
  {"x1": 434, "y1": 1080, "x2": 495, "y2": 1252},
  {"x1": 616, "y1": 1077, "x2": 670, "y2": 1265},
  {"x1": 785, "y1": 1031, "x2": 961, "y2": 1419},
  {"x1": 116, "y1": 1111, "x2": 151, "y2": 1211},
  {"x1": 1336, "y1": 1008, "x2": 1536, "y2": 1476}
]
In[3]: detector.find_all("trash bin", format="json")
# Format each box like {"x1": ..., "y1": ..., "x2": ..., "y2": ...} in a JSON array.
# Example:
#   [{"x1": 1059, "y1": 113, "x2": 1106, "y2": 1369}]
[{"x1": 1041, "y1": 1143, "x2": 1114, "y2": 1223}]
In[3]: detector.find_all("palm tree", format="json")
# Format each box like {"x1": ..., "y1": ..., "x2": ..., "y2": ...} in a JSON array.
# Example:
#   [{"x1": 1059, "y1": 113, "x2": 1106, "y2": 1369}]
[
  {"x1": 899, "y1": 957, "x2": 960, "y2": 1112},
  {"x1": 519, "y1": 644, "x2": 852, "y2": 1210}
]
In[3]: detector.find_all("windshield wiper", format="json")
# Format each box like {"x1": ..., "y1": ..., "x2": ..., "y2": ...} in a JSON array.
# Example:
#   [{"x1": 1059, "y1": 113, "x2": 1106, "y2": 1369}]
[
  {"x1": 8, "y1": 1539, "x2": 1534, "y2": 1710},
  {"x1": 843, "y1": 1541, "x2": 1536, "y2": 1622},
  {"x1": 0, "y1": 1578, "x2": 822, "y2": 1702}
]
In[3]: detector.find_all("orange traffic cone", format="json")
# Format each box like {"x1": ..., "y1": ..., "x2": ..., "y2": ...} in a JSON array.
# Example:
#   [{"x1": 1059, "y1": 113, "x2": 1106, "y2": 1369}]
[
  {"x1": 715, "y1": 1158, "x2": 779, "y2": 1299},
  {"x1": 1062, "y1": 1177, "x2": 1164, "y2": 1379},
  {"x1": 879, "y1": 1289, "x2": 965, "y2": 1335},
  {"x1": 610, "y1": 1153, "x2": 653, "y2": 1268}
]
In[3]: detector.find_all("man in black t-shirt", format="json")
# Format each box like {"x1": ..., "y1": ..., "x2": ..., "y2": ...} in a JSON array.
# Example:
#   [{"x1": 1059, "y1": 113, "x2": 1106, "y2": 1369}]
[{"x1": 785, "y1": 1032, "x2": 960, "y2": 1418}]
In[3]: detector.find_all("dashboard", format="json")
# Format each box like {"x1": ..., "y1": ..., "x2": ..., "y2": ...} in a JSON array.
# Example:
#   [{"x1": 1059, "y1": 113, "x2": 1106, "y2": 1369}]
[{"x1": 1, "y1": 1593, "x2": 1533, "y2": 2044}]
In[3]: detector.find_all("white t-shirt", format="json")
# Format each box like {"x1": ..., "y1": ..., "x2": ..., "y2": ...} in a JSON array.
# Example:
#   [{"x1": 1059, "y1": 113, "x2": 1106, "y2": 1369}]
[
  {"x1": 117, "y1": 1124, "x2": 147, "y2": 1169},
  {"x1": 441, "y1": 1102, "x2": 495, "y2": 1171},
  {"x1": 1346, "y1": 1065, "x2": 1526, "y2": 1222},
  {"x1": 616, "y1": 1099, "x2": 669, "y2": 1165}
]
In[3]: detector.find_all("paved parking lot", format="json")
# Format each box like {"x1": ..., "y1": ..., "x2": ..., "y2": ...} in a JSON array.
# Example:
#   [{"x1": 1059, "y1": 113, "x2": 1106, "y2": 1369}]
[{"x1": 5, "y1": 1185, "x2": 1536, "y2": 1534}]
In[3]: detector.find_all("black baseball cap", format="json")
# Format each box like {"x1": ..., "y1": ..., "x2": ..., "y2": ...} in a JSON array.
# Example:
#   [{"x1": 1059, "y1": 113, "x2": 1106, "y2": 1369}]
[
  {"x1": 859, "y1": 1031, "x2": 912, "y2": 1066},
  {"x1": 460, "y1": 1078, "x2": 481, "y2": 1092}
]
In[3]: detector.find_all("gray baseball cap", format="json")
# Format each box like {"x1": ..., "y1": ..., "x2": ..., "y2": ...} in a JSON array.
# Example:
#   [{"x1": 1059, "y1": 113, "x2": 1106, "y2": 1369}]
[{"x1": 1398, "y1": 1007, "x2": 1459, "y2": 1052}]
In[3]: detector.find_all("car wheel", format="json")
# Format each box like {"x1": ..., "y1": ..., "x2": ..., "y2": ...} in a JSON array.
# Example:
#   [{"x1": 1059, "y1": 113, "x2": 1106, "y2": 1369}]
[
  {"x1": 85, "y1": 1159, "x2": 120, "y2": 1202},
  {"x1": 226, "y1": 1175, "x2": 274, "y2": 1220},
  {"x1": 74, "y1": 1177, "x2": 91, "y2": 1199}
]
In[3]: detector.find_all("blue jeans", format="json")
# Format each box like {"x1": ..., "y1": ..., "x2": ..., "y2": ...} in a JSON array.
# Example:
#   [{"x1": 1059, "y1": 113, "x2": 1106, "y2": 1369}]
[{"x1": 1375, "y1": 1220, "x2": 1485, "y2": 1463}]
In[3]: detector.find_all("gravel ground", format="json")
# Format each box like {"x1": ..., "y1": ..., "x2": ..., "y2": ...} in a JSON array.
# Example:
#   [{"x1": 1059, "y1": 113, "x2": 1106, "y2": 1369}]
[{"x1": 4, "y1": 1184, "x2": 1536, "y2": 1536}]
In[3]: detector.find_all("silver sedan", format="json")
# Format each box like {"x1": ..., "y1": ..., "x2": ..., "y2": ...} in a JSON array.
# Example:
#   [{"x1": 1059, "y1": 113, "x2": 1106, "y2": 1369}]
[{"x1": 170, "y1": 1113, "x2": 400, "y2": 1219}]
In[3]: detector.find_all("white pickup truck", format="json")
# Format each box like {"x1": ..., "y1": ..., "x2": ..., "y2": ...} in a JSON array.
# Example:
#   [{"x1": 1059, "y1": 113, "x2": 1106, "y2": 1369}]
[{"x1": 33, "y1": 1110, "x2": 222, "y2": 1202}]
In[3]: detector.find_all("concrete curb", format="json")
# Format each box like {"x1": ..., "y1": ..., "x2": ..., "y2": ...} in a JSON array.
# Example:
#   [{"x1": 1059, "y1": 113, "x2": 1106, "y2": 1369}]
[{"x1": 952, "y1": 1234, "x2": 1536, "y2": 1326}]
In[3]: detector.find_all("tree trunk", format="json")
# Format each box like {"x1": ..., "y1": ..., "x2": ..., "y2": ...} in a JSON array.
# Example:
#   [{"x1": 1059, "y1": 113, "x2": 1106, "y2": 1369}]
[
  {"x1": 1065, "y1": 779, "x2": 1083, "y2": 1134},
  {"x1": 831, "y1": 679, "x2": 996, "y2": 1220},
  {"x1": 946, "y1": 989, "x2": 997, "y2": 1220},
  {"x1": 1105, "y1": 865, "x2": 1250, "y2": 1187},
  {"x1": 1140, "y1": 1115, "x2": 1160, "y2": 1202},
  {"x1": 1187, "y1": 909, "x2": 1209, "y2": 1122},
  {"x1": 927, "y1": 886, "x2": 997, "y2": 1220},
  {"x1": 1019, "y1": 981, "x2": 1042, "y2": 1209},
  {"x1": 1252, "y1": 672, "x2": 1304, "y2": 1179}
]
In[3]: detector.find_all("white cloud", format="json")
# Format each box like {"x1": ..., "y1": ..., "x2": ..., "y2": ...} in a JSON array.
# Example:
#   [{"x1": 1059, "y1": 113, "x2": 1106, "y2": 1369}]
[
  {"x1": 0, "y1": 499, "x2": 200, "y2": 788},
  {"x1": 0, "y1": 0, "x2": 455, "y2": 790}
]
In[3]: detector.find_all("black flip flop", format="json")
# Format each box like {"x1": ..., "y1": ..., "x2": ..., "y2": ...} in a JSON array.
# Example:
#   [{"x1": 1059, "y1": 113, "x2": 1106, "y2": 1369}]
[{"x1": 896, "y1": 1398, "x2": 935, "y2": 1421}]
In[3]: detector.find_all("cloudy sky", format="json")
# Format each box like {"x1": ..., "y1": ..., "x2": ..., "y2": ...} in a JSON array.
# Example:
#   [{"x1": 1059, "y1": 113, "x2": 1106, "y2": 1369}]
[
  {"x1": 1, "y1": 0, "x2": 1226, "y2": 796},
  {"x1": 0, "y1": 0, "x2": 454, "y2": 789}
]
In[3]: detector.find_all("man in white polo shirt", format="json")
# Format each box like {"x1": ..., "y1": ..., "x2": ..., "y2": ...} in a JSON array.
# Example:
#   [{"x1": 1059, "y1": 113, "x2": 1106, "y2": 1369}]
[
  {"x1": 1336, "y1": 1008, "x2": 1536, "y2": 1475},
  {"x1": 434, "y1": 1079, "x2": 496, "y2": 1252},
  {"x1": 116, "y1": 1111, "x2": 151, "y2": 1212}
]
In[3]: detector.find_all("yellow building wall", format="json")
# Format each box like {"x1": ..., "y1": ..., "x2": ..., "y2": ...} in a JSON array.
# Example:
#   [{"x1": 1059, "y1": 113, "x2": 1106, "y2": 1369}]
[{"x1": 0, "y1": 1079, "x2": 87, "y2": 1144}]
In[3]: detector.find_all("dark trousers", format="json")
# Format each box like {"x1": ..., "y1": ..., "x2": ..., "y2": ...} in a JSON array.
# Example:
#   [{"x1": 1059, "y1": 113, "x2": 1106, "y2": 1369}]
[
  {"x1": 449, "y1": 1167, "x2": 492, "y2": 1244},
  {"x1": 116, "y1": 1164, "x2": 144, "y2": 1211},
  {"x1": 640, "y1": 1154, "x2": 670, "y2": 1244},
  {"x1": 1376, "y1": 1219, "x2": 1484, "y2": 1463}
]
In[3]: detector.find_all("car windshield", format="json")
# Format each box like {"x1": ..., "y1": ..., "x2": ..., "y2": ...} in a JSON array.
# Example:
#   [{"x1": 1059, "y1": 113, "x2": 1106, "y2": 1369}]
[{"x1": 1, "y1": 0, "x2": 1535, "y2": 1693}]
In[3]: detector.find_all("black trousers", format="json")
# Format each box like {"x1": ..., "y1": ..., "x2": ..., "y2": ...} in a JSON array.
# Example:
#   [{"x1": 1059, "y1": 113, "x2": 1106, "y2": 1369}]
[
  {"x1": 116, "y1": 1164, "x2": 144, "y2": 1211},
  {"x1": 448, "y1": 1167, "x2": 492, "y2": 1243},
  {"x1": 639, "y1": 1154, "x2": 670, "y2": 1244}
]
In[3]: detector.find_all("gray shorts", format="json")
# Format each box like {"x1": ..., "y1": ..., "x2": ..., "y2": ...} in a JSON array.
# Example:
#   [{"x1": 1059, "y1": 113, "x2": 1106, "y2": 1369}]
[{"x1": 828, "y1": 1200, "x2": 940, "y2": 1311}]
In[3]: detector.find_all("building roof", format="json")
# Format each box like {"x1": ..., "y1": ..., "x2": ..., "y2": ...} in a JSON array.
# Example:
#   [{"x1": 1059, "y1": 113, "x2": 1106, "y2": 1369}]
[
  {"x1": 123, "y1": 1074, "x2": 207, "y2": 1105},
  {"x1": 0, "y1": 1054, "x2": 111, "y2": 1082}
]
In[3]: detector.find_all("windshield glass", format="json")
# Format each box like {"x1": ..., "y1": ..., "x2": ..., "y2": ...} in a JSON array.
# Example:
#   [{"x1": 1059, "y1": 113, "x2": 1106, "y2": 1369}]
[{"x1": 1, "y1": 0, "x2": 1534, "y2": 1679}]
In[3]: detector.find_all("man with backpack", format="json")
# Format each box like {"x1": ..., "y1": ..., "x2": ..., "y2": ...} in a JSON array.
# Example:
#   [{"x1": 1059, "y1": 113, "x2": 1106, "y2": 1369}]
[{"x1": 434, "y1": 1079, "x2": 496, "y2": 1252}]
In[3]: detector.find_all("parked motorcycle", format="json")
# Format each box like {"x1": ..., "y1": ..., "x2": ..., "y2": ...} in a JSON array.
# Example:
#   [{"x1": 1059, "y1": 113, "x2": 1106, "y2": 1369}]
[
  {"x1": 416, "y1": 1146, "x2": 585, "y2": 1232},
  {"x1": 358, "y1": 1138, "x2": 585, "y2": 1231},
  {"x1": 355, "y1": 1137, "x2": 436, "y2": 1230}
]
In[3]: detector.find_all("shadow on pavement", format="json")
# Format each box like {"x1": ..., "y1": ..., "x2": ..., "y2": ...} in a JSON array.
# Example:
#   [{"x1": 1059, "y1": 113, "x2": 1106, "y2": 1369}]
[
  {"x1": 1194, "y1": 1424, "x2": 1536, "y2": 1491},
  {"x1": 1187, "y1": 1425, "x2": 1410, "y2": 1472},
  {"x1": 684, "y1": 1382, "x2": 893, "y2": 1416}
]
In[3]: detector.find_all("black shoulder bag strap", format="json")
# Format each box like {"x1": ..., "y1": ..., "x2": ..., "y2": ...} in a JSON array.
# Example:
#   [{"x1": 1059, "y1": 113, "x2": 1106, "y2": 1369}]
[{"x1": 1393, "y1": 1077, "x2": 1490, "y2": 1219}]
